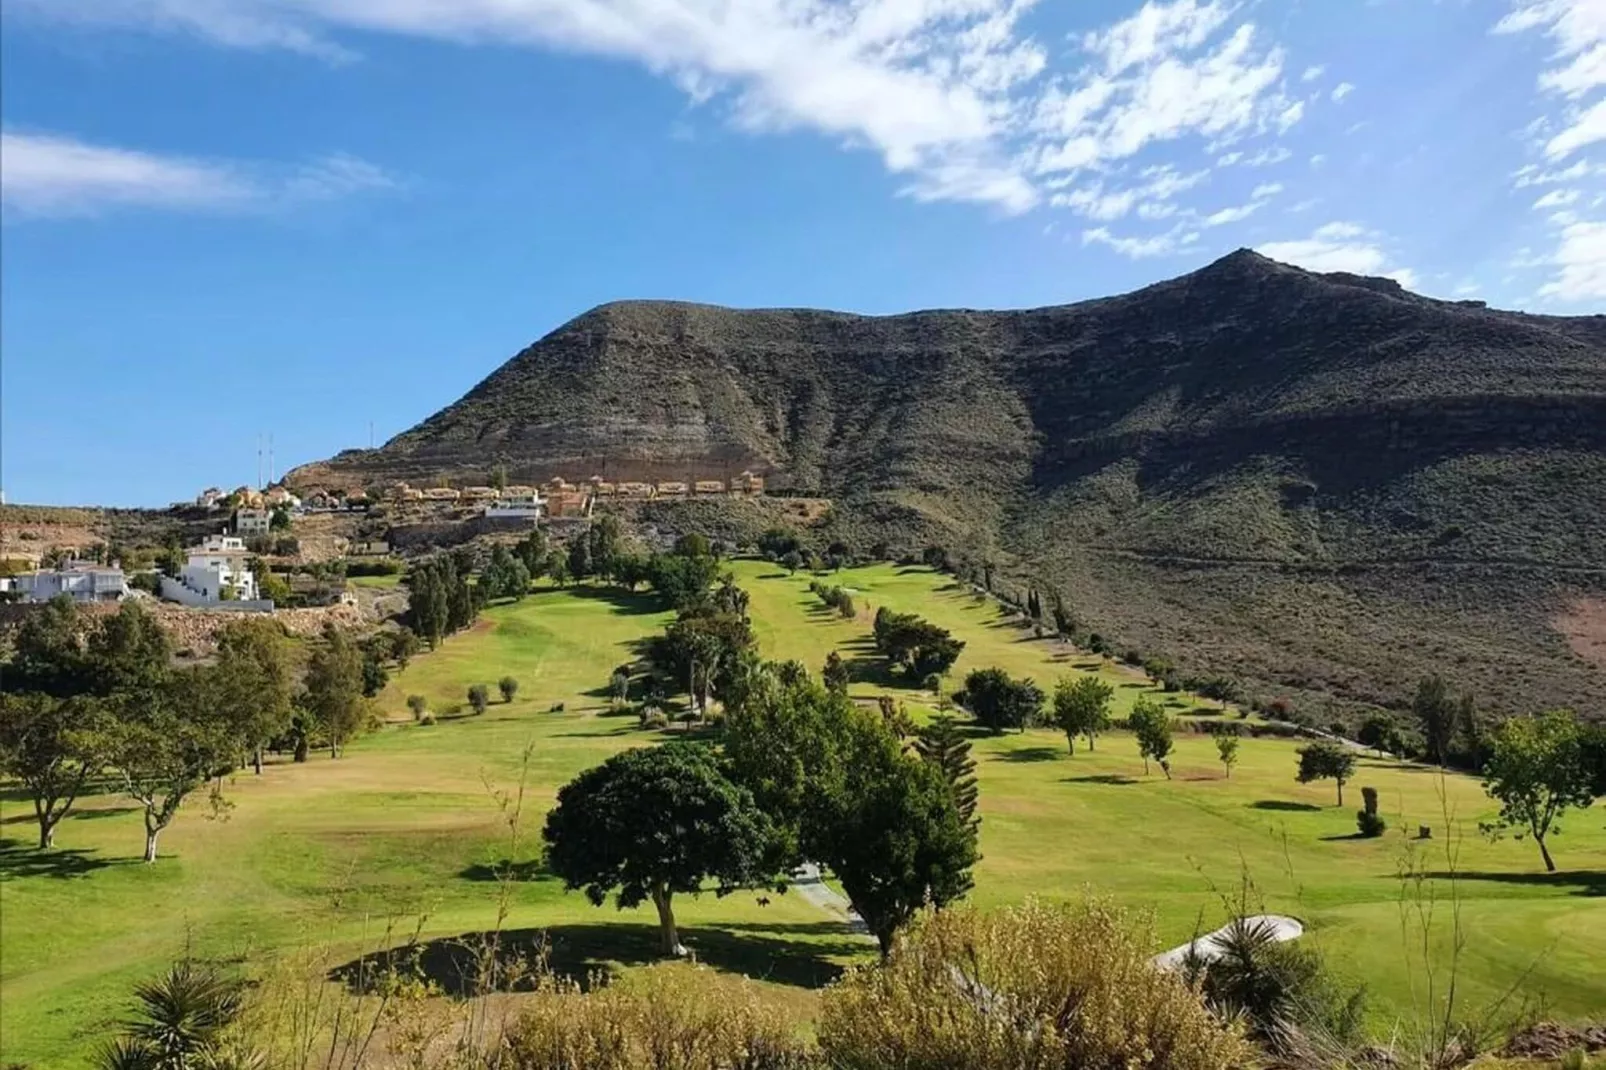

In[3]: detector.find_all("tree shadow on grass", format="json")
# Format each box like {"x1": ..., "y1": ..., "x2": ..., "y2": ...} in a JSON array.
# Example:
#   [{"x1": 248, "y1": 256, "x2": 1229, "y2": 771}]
[
  {"x1": 993, "y1": 746, "x2": 1062, "y2": 763},
  {"x1": 0, "y1": 837, "x2": 118, "y2": 880},
  {"x1": 1320, "y1": 833, "x2": 1370, "y2": 842},
  {"x1": 2, "y1": 805, "x2": 138, "y2": 826},
  {"x1": 552, "y1": 586, "x2": 665, "y2": 617},
  {"x1": 1062, "y1": 774, "x2": 1139, "y2": 786},
  {"x1": 1249, "y1": 800, "x2": 1323, "y2": 812},
  {"x1": 457, "y1": 858, "x2": 553, "y2": 883},
  {"x1": 1414, "y1": 870, "x2": 1606, "y2": 897},
  {"x1": 330, "y1": 921, "x2": 859, "y2": 996}
]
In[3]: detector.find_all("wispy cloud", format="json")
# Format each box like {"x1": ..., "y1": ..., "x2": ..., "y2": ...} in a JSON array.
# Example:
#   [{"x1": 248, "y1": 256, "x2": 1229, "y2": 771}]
[
  {"x1": 1301, "y1": 64, "x2": 1325, "y2": 82},
  {"x1": 1494, "y1": 0, "x2": 1606, "y2": 301},
  {"x1": 1330, "y1": 81, "x2": 1354, "y2": 102},
  {"x1": 10, "y1": 0, "x2": 1302, "y2": 218},
  {"x1": 1, "y1": 129, "x2": 394, "y2": 219},
  {"x1": 1082, "y1": 221, "x2": 1200, "y2": 257},
  {"x1": 1258, "y1": 221, "x2": 1418, "y2": 288}
]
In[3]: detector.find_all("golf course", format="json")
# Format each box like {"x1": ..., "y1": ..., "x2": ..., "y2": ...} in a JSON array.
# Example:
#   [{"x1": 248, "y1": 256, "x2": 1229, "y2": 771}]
[{"x1": 3, "y1": 562, "x2": 1603, "y2": 1066}]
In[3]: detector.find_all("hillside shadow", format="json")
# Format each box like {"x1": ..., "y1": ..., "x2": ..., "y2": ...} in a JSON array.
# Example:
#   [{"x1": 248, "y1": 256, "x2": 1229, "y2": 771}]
[
  {"x1": 330, "y1": 921, "x2": 858, "y2": 996},
  {"x1": 0, "y1": 838, "x2": 117, "y2": 880},
  {"x1": 1417, "y1": 870, "x2": 1606, "y2": 897},
  {"x1": 1062, "y1": 774, "x2": 1138, "y2": 786},
  {"x1": 993, "y1": 746, "x2": 1062, "y2": 763},
  {"x1": 1249, "y1": 800, "x2": 1323, "y2": 812}
]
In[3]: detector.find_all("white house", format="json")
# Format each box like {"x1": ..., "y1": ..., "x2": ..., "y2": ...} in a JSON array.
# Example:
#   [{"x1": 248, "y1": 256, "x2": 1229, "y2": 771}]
[
  {"x1": 484, "y1": 487, "x2": 544, "y2": 519},
  {"x1": 3, "y1": 562, "x2": 128, "y2": 603},
  {"x1": 235, "y1": 507, "x2": 272, "y2": 536},
  {"x1": 159, "y1": 535, "x2": 261, "y2": 606}
]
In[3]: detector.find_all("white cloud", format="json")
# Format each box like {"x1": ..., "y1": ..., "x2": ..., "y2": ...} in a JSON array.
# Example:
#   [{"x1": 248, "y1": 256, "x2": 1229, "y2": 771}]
[
  {"x1": 1537, "y1": 219, "x2": 1606, "y2": 299},
  {"x1": 13, "y1": 0, "x2": 1303, "y2": 216},
  {"x1": 1240, "y1": 146, "x2": 1292, "y2": 167},
  {"x1": 1215, "y1": 150, "x2": 1242, "y2": 166},
  {"x1": 1049, "y1": 164, "x2": 1207, "y2": 220},
  {"x1": 1301, "y1": 64, "x2": 1325, "y2": 82},
  {"x1": 1277, "y1": 100, "x2": 1305, "y2": 131},
  {"x1": 0, "y1": 129, "x2": 392, "y2": 219},
  {"x1": 1545, "y1": 96, "x2": 1606, "y2": 158},
  {"x1": 1533, "y1": 187, "x2": 1582, "y2": 208},
  {"x1": 1082, "y1": 221, "x2": 1199, "y2": 257},
  {"x1": 1495, "y1": 1, "x2": 1606, "y2": 303},
  {"x1": 1453, "y1": 281, "x2": 1482, "y2": 297},
  {"x1": 1199, "y1": 179, "x2": 1280, "y2": 226},
  {"x1": 1258, "y1": 221, "x2": 1417, "y2": 287},
  {"x1": 1330, "y1": 81, "x2": 1354, "y2": 101},
  {"x1": 1309, "y1": 153, "x2": 1327, "y2": 168}
]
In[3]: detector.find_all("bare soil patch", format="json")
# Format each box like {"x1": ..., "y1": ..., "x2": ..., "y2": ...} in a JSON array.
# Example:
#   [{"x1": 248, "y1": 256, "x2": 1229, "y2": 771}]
[{"x1": 1555, "y1": 597, "x2": 1606, "y2": 673}]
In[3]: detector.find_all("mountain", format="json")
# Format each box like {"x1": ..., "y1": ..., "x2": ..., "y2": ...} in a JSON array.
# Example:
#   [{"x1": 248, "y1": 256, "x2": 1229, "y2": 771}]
[{"x1": 291, "y1": 250, "x2": 1606, "y2": 722}]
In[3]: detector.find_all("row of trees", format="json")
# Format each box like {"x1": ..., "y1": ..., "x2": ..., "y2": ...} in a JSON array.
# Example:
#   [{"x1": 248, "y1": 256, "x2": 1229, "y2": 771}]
[
  {"x1": 0, "y1": 599, "x2": 374, "y2": 861},
  {"x1": 403, "y1": 552, "x2": 483, "y2": 647},
  {"x1": 544, "y1": 658, "x2": 981, "y2": 957}
]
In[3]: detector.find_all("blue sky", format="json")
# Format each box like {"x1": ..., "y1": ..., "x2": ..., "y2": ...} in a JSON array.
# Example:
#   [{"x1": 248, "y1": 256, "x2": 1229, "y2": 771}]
[{"x1": 2, "y1": 0, "x2": 1602, "y2": 506}]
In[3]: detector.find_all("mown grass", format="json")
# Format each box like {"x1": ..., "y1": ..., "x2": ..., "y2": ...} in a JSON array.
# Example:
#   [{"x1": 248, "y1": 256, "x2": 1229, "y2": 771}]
[{"x1": 3, "y1": 564, "x2": 1602, "y2": 1067}]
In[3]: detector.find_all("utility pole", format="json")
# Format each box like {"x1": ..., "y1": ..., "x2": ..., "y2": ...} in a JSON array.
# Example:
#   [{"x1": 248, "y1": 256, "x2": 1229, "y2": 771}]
[{"x1": 256, "y1": 434, "x2": 263, "y2": 490}]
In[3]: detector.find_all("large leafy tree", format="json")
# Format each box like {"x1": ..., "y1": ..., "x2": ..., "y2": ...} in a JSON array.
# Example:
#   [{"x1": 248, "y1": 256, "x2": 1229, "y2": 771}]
[
  {"x1": 109, "y1": 671, "x2": 238, "y2": 863},
  {"x1": 1052, "y1": 675, "x2": 1115, "y2": 752},
  {"x1": 85, "y1": 602, "x2": 172, "y2": 698},
  {"x1": 961, "y1": 667, "x2": 1043, "y2": 735},
  {"x1": 644, "y1": 609, "x2": 754, "y2": 717},
  {"x1": 4, "y1": 595, "x2": 87, "y2": 696},
  {"x1": 872, "y1": 608, "x2": 964, "y2": 679},
  {"x1": 543, "y1": 742, "x2": 778, "y2": 956},
  {"x1": 0, "y1": 692, "x2": 108, "y2": 849},
  {"x1": 214, "y1": 618, "x2": 294, "y2": 774},
  {"x1": 723, "y1": 670, "x2": 979, "y2": 956},
  {"x1": 1295, "y1": 740, "x2": 1357, "y2": 805},
  {"x1": 1481, "y1": 710, "x2": 1597, "y2": 872},
  {"x1": 302, "y1": 624, "x2": 367, "y2": 759}
]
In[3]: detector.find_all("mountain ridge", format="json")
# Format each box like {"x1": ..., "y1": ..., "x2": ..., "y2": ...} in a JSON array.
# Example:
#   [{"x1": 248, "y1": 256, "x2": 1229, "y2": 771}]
[{"x1": 290, "y1": 250, "x2": 1606, "y2": 721}]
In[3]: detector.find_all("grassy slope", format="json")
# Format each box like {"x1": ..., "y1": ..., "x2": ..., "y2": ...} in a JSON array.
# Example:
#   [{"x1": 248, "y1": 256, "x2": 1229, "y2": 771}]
[{"x1": 4, "y1": 565, "x2": 1603, "y2": 1066}]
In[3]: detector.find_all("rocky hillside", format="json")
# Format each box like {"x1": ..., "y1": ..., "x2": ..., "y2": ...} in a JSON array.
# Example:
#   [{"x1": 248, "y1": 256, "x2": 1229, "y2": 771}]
[{"x1": 291, "y1": 250, "x2": 1606, "y2": 721}]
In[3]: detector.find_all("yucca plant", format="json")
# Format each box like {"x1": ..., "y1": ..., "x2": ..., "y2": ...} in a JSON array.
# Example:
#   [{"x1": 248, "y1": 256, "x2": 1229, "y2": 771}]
[{"x1": 98, "y1": 960, "x2": 247, "y2": 1070}]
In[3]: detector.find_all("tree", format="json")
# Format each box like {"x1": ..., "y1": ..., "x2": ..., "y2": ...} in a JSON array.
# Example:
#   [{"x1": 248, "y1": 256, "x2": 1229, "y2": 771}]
[
  {"x1": 0, "y1": 693, "x2": 106, "y2": 849},
  {"x1": 1413, "y1": 675, "x2": 1457, "y2": 766},
  {"x1": 390, "y1": 626, "x2": 421, "y2": 670},
  {"x1": 499, "y1": 676, "x2": 519, "y2": 703},
  {"x1": 1480, "y1": 710, "x2": 1597, "y2": 872},
  {"x1": 588, "y1": 514, "x2": 625, "y2": 581},
  {"x1": 303, "y1": 625, "x2": 366, "y2": 758},
  {"x1": 779, "y1": 549, "x2": 804, "y2": 574},
  {"x1": 610, "y1": 668, "x2": 631, "y2": 706},
  {"x1": 1296, "y1": 740, "x2": 1357, "y2": 806},
  {"x1": 515, "y1": 528, "x2": 549, "y2": 579},
  {"x1": 567, "y1": 535, "x2": 593, "y2": 581},
  {"x1": 644, "y1": 552, "x2": 720, "y2": 611},
  {"x1": 822, "y1": 651, "x2": 850, "y2": 695},
  {"x1": 913, "y1": 714, "x2": 979, "y2": 832},
  {"x1": 1052, "y1": 675, "x2": 1114, "y2": 752},
  {"x1": 1196, "y1": 675, "x2": 1241, "y2": 710},
  {"x1": 1357, "y1": 712, "x2": 1405, "y2": 758},
  {"x1": 214, "y1": 618, "x2": 294, "y2": 774},
  {"x1": 1216, "y1": 733, "x2": 1240, "y2": 778},
  {"x1": 1130, "y1": 697, "x2": 1174, "y2": 778},
  {"x1": 269, "y1": 505, "x2": 292, "y2": 531},
  {"x1": 406, "y1": 694, "x2": 428, "y2": 720},
  {"x1": 109, "y1": 672, "x2": 237, "y2": 863},
  {"x1": 256, "y1": 566, "x2": 292, "y2": 606},
  {"x1": 673, "y1": 532, "x2": 711, "y2": 560},
  {"x1": 543, "y1": 742, "x2": 778, "y2": 956},
  {"x1": 722, "y1": 671, "x2": 978, "y2": 955},
  {"x1": 547, "y1": 554, "x2": 571, "y2": 588},
  {"x1": 85, "y1": 601, "x2": 172, "y2": 698},
  {"x1": 4, "y1": 595, "x2": 87, "y2": 696},
  {"x1": 961, "y1": 667, "x2": 1043, "y2": 734},
  {"x1": 872, "y1": 608, "x2": 964, "y2": 679},
  {"x1": 468, "y1": 684, "x2": 490, "y2": 715},
  {"x1": 481, "y1": 544, "x2": 530, "y2": 602},
  {"x1": 359, "y1": 643, "x2": 389, "y2": 699}
]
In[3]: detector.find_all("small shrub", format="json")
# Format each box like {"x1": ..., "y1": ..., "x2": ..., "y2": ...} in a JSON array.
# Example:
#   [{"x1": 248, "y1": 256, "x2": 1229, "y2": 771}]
[
  {"x1": 1121, "y1": 648, "x2": 1144, "y2": 667},
  {"x1": 638, "y1": 705, "x2": 668, "y2": 730},
  {"x1": 820, "y1": 897, "x2": 1251, "y2": 1070},
  {"x1": 1357, "y1": 810, "x2": 1387, "y2": 838},
  {"x1": 1327, "y1": 721, "x2": 1349, "y2": 739},
  {"x1": 467, "y1": 684, "x2": 490, "y2": 715},
  {"x1": 418, "y1": 711, "x2": 436, "y2": 726},
  {"x1": 405, "y1": 694, "x2": 427, "y2": 721},
  {"x1": 548, "y1": 701, "x2": 566, "y2": 713},
  {"x1": 499, "y1": 676, "x2": 519, "y2": 703},
  {"x1": 921, "y1": 672, "x2": 943, "y2": 693}
]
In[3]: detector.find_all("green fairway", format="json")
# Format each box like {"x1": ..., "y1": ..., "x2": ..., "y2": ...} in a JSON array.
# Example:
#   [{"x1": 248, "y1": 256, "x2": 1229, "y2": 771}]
[{"x1": 3, "y1": 563, "x2": 1602, "y2": 1066}]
